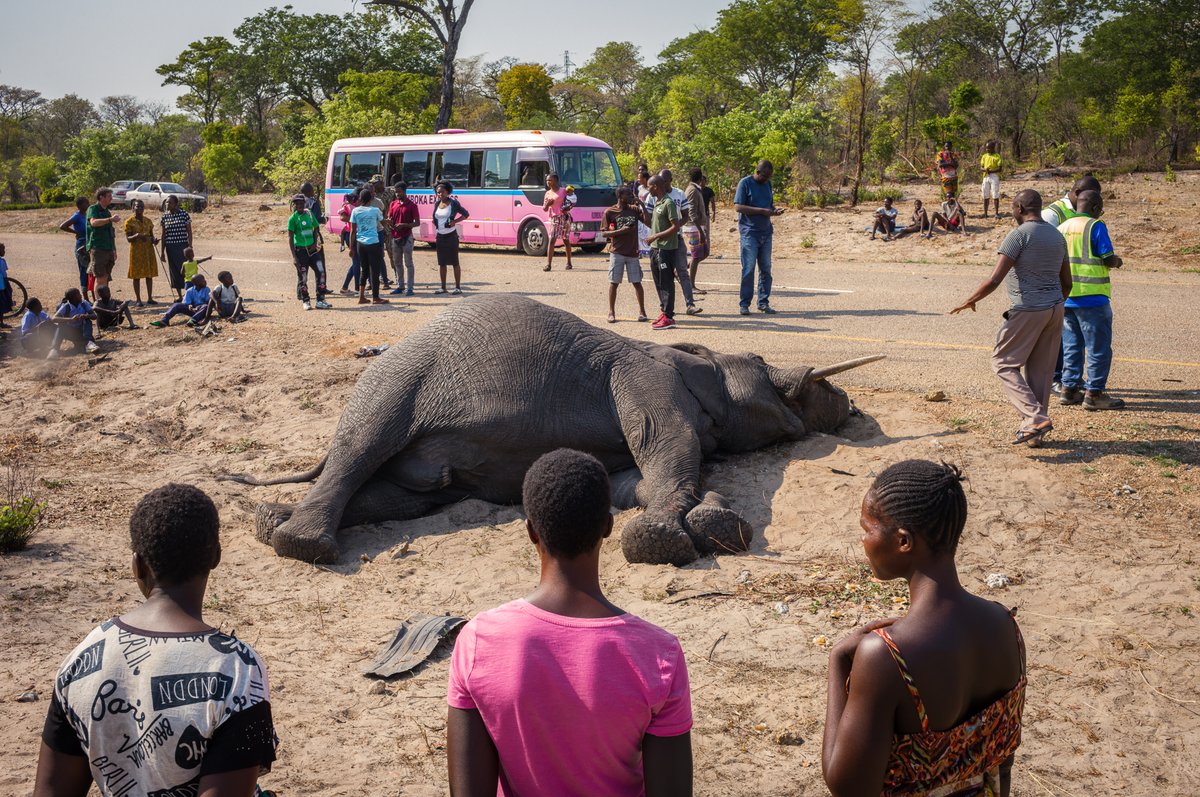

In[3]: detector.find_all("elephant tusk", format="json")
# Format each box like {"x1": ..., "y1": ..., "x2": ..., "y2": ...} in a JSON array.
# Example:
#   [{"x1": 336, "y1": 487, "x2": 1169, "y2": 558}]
[{"x1": 810, "y1": 354, "x2": 887, "y2": 381}]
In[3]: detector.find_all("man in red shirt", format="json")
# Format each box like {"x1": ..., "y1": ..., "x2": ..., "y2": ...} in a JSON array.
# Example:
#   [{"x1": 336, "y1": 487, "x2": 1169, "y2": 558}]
[{"x1": 387, "y1": 181, "x2": 420, "y2": 296}]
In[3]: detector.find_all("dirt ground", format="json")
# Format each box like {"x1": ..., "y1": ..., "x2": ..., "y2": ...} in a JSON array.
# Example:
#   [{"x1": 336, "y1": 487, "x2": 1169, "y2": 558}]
[{"x1": 1, "y1": 172, "x2": 1198, "y2": 795}]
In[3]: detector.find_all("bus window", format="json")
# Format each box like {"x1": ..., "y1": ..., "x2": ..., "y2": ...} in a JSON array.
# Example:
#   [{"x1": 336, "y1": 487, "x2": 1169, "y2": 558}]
[
  {"x1": 331, "y1": 153, "x2": 348, "y2": 187},
  {"x1": 517, "y1": 147, "x2": 552, "y2": 188},
  {"x1": 384, "y1": 153, "x2": 403, "y2": 187},
  {"x1": 554, "y1": 148, "x2": 620, "y2": 188},
  {"x1": 484, "y1": 150, "x2": 513, "y2": 188},
  {"x1": 439, "y1": 150, "x2": 472, "y2": 187},
  {"x1": 346, "y1": 152, "x2": 382, "y2": 187},
  {"x1": 468, "y1": 151, "x2": 484, "y2": 187},
  {"x1": 403, "y1": 151, "x2": 431, "y2": 187}
]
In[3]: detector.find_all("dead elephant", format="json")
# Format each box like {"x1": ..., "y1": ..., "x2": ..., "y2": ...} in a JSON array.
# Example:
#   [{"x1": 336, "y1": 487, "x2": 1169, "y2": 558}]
[{"x1": 224, "y1": 295, "x2": 881, "y2": 566}]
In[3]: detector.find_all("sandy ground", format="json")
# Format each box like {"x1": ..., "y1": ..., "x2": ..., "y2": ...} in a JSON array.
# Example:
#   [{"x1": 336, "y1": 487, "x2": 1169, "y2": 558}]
[{"x1": 1, "y1": 172, "x2": 1198, "y2": 795}]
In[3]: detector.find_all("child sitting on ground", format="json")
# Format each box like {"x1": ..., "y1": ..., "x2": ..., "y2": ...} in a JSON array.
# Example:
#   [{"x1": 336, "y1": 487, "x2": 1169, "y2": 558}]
[
  {"x1": 208, "y1": 270, "x2": 246, "y2": 323},
  {"x1": 94, "y1": 285, "x2": 138, "y2": 331},
  {"x1": 894, "y1": 199, "x2": 933, "y2": 239},
  {"x1": 47, "y1": 288, "x2": 99, "y2": 358},
  {"x1": 822, "y1": 460, "x2": 1025, "y2": 797},
  {"x1": 150, "y1": 274, "x2": 212, "y2": 328},
  {"x1": 19, "y1": 297, "x2": 53, "y2": 356},
  {"x1": 871, "y1": 197, "x2": 899, "y2": 241},
  {"x1": 181, "y1": 247, "x2": 213, "y2": 284},
  {"x1": 446, "y1": 449, "x2": 693, "y2": 796},
  {"x1": 931, "y1": 194, "x2": 967, "y2": 234},
  {"x1": 34, "y1": 483, "x2": 278, "y2": 796}
]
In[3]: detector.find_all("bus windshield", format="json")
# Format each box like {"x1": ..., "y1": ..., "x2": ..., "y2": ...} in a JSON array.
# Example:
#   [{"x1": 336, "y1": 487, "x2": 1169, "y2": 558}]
[{"x1": 553, "y1": 148, "x2": 620, "y2": 189}]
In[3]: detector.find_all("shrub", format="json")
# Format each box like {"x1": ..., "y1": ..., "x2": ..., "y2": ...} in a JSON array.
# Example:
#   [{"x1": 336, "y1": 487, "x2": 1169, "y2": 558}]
[
  {"x1": 0, "y1": 457, "x2": 46, "y2": 554},
  {"x1": 858, "y1": 187, "x2": 904, "y2": 203}
]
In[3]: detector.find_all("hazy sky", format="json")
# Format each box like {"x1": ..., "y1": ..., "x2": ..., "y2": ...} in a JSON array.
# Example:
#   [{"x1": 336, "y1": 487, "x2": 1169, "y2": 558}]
[{"x1": 0, "y1": 0, "x2": 729, "y2": 106}]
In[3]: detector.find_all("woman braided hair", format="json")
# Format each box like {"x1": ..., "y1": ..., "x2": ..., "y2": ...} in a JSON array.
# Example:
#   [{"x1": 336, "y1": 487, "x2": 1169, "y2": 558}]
[{"x1": 869, "y1": 459, "x2": 967, "y2": 553}]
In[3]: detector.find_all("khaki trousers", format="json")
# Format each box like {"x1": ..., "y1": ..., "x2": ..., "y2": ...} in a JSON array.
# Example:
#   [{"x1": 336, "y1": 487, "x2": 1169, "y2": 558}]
[{"x1": 991, "y1": 303, "x2": 1064, "y2": 431}]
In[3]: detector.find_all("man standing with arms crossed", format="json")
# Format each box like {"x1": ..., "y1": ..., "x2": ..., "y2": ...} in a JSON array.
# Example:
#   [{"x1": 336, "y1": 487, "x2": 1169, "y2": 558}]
[
  {"x1": 86, "y1": 188, "x2": 119, "y2": 297},
  {"x1": 388, "y1": 182, "x2": 420, "y2": 296},
  {"x1": 734, "y1": 160, "x2": 784, "y2": 315},
  {"x1": 1057, "y1": 190, "x2": 1125, "y2": 410},
  {"x1": 951, "y1": 189, "x2": 1072, "y2": 447}
]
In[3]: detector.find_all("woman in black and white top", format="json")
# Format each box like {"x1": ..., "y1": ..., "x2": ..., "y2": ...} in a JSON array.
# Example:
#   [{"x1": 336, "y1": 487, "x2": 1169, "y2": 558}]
[
  {"x1": 433, "y1": 181, "x2": 469, "y2": 295},
  {"x1": 158, "y1": 195, "x2": 193, "y2": 303}
]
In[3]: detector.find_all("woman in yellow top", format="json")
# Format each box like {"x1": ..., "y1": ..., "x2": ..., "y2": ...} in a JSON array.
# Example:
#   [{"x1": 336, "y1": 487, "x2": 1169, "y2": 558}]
[{"x1": 124, "y1": 199, "x2": 159, "y2": 306}]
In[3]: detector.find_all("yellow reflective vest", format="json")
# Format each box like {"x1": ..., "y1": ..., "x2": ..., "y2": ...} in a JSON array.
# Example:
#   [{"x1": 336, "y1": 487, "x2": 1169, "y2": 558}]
[
  {"x1": 1058, "y1": 216, "x2": 1111, "y2": 299},
  {"x1": 1044, "y1": 197, "x2": 1081, "y2": 227}
]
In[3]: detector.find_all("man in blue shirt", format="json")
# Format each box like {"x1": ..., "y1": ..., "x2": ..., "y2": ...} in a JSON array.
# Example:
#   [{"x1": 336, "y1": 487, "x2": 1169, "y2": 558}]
[
  {"x1": 150, "y1": 274, "x2": 214, "y2": 328},
  {"x1": 1056, "y1": 190, "x2": 1124, "y2": 410},
  {"x1": 58, "y1": 197, "x2": 91, "y2": 296},
  {"x1": 733, "y1": 160, "x2": 785, "y2": 315}
]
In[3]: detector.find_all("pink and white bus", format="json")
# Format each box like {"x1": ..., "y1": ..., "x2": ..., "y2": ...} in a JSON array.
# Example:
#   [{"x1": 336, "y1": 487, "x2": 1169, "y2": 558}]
[{"x1": 324, "y1": 129, "x2": 622, "y2": 256}]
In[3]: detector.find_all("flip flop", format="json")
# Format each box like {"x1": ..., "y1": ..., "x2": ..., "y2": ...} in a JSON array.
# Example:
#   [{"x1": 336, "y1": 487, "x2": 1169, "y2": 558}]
[
  {"x1": 606, "y1": 315, "x2": 617, "y2": 324},
  {"x1": 1012, "y1": 423, "x2": 1052, "y2": 445}
]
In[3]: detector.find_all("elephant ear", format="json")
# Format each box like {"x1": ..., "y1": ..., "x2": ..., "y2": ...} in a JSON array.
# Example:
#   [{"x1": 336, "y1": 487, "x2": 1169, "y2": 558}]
[{"x1": 767, "y1": 366, "x2": 813, "y2": 402}]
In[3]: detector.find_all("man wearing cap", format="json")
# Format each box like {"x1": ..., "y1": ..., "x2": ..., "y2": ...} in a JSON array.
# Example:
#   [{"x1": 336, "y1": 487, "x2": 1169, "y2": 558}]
[
  {"x1": 371, "y1": 175, "x2": 395, "y2": 287},
  {"x1": 287, "y1": 194, "x2": 331, "y2": 310}
]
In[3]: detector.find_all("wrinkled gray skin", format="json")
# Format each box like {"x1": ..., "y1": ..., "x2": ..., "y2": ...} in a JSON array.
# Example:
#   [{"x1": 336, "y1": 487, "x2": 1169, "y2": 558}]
[{"x1": 230, "y1": 295, "x2": 858, "y2": 566}]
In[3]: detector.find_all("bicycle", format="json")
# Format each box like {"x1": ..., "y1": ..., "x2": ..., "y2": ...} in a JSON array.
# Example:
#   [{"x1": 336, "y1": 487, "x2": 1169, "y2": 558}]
[{"x1": 2, "y1": 277, "x2": 28, "y2": 320}]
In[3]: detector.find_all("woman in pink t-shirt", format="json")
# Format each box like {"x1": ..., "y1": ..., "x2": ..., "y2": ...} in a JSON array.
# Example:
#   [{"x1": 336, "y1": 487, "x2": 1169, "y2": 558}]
[
  {"x1": 542, "y1": 172, "x2": 574, "y2": 272},
  {"x1": 446, "y1": 450, "x2": 693, "y2": 797}
]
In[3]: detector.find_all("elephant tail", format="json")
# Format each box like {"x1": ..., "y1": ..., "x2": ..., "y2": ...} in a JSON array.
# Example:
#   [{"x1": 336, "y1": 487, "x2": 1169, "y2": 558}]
[{"x1": 218, "y1": 456, "x2": 327, "y2": 486}]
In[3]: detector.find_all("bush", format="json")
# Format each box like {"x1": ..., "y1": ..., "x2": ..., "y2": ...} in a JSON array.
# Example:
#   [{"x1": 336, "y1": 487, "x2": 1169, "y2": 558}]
[
  {"x1": 0, "y1": 201, "x2": 76, "y2": 211},
  {"x1": 0, "y1": 457, "x2": 45, "y2": 554},
  {"x1": 858, "y1": 187, "x2": 904, "y2": 203}
]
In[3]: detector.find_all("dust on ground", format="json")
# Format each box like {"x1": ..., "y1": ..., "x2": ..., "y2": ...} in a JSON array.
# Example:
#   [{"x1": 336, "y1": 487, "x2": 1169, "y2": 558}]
[{"x1": 0, "y1": 171, "x2": 1198, "y2": 795}]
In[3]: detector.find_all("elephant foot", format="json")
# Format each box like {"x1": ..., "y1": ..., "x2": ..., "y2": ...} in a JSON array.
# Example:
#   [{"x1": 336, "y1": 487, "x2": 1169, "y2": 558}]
[
  {"x1": 257, "y1": 503, "x2": 341, "y2": 563},
  {"x1": 685, "y1": 503, "x2": 754, "y2": 555},
  {"x1": 621, "y1": 509, "x2": 699, "y2": 566}
]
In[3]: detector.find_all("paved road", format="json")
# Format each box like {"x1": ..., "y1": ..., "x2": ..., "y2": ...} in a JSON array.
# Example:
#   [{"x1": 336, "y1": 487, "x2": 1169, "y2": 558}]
[{"x1": 4, "y1": 232, "x2": 1198, "y2": 397}]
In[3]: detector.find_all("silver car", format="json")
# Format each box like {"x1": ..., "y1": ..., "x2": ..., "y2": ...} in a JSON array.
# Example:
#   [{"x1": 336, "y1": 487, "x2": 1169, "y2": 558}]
[
  {"x1": 108, "y1": 180, "x2": 145, "y2": 208},
  {"x1": 125, "y1": 181, "x2": 207, "y2": 212}
]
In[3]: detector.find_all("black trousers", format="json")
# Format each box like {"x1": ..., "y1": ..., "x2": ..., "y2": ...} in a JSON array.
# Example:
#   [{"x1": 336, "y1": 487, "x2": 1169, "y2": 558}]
[
  {"x1": 356, "y1": 241, "x2": 386, "y2": 299},
  {"x1": 650, "y1": 248, "x2": 676, "y2": 319}
]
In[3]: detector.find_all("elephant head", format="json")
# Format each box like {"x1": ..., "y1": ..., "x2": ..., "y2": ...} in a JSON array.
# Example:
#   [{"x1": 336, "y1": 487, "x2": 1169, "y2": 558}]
[{"x1": 668, "y1": 344, "x2": 884, "y2": 453}]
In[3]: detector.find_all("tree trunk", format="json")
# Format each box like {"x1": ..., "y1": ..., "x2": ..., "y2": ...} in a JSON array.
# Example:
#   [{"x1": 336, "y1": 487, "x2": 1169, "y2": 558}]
[
  {"x1": 851, "y1": 77, "x2": 868, "y2": 207},
  {"x1": 437, "y1": 36, "x2": 457, "y2": 131}
]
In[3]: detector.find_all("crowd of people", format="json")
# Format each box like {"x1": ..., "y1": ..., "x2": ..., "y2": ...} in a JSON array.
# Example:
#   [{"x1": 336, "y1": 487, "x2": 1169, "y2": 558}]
[{"x1": 33, "y1": 451, "x2": 1024, "y2": 797}]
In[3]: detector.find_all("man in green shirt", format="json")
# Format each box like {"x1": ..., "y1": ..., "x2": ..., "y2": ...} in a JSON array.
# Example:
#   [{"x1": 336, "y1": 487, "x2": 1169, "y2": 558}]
[
  {"x1": 85, "y1": 188, "x2": 119, "y2": 294},
  {"x1": 645, "y1": 175, "x2": 682, "y2": 331},
  {"x1": 287, "y1": 194, "x2": 330, "y2": 310}
]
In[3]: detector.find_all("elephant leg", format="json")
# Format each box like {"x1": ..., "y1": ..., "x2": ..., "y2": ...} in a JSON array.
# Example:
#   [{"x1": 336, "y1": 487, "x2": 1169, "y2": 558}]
[
  {"x1": 257, "y1": 478, "x2": 448, "y2": 556},
  {"x1": 610, "y1": 467, "x2": 644, "y2": 510},
  {"x1": 685, "y1": 492, "x2": 753, "y2": 555}
]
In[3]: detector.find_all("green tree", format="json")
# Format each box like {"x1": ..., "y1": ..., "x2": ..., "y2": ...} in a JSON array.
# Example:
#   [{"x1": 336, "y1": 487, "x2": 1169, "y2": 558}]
[
  {"x1": 157, "y1": 36, "x2": 234, "y2": 125},
  {"x1": 496, "y1": 64, "x2": 555, "y2": 128},
  {"x1": 716, "y1": 0, "x2": 832, "y2": 102},
  {"x1": 201, "y1": 142, "x2": 242, "y2": 200},
  {"x1": 19, "y1": 155, "x2": 58, "y2": 201}
]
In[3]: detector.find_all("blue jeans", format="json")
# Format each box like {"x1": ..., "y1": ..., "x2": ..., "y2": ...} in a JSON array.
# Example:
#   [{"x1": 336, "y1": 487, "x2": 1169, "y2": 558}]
[
  {"x1": 1061, "y1": 303, "x2": 1114, "y2": 391},
  {"x1": 74, "y1": 243, "x2": 89, "y2": 291},
  {"x1": 739, "y1": 232, "x2": 773, "y2": 309}
]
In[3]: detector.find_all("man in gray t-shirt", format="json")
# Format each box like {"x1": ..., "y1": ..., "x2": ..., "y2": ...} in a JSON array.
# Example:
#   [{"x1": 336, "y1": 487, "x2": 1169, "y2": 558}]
[{"x1": 951, "y1": 189, "x2": 1071, "y2": 446}]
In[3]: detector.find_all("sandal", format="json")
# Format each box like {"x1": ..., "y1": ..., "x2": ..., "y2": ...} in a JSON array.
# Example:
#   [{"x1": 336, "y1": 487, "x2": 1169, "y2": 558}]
[
  {"x1": 636, "y1": 314, "x2": 649, "y2": 322},
  {"x1": 606, "y1": 315, "x2": 617, "y2": 324},
  {"x1": 1012, "y1": 423, "x2": 1052, "y2": 445},
  {"x1": 543, "y1": 265, "x2": 551, "y2": 272},
  {"x1": 434, "y1": 287, "x2": 447, "y2": 294},
  {"x1": 451, "y1": 288, "x2": 462, "y2": 295},
  {"x1": 372, "y1": 298, "x2": 390, "y2": 305}
]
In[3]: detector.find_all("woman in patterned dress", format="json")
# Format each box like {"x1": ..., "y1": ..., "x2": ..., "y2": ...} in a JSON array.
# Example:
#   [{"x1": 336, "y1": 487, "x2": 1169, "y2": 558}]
[
  {"x1": 823, "y1": 460, "x2": 1026, "y2": 797},
  {"x1": 158, "y1": 194, "x2": 192, "y2": 302},
  {"x1": 124, "y1": 199, "x2": 158, "y2": 306}
]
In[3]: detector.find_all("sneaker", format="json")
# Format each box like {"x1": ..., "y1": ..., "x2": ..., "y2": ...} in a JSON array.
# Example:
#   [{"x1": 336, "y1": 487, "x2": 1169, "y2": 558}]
[
  {"x1": 145, "y1": 299, "x2": 159, "y2": 306},
  {"x1": 434, "y1": 287, "x2": 448, "y2": 294},
  {"x1": 1083, "y1": 391, "x2": 1126, "y2": 411},
  {"x1": 340, "y1": 289, "x2": 357, "y2": 296},
  {"x1": 150, "y1": 320, "x2": 166, "y2": 328},
  {"x1": 739, "y1": 307, "x2": 750, "y2": 316},
  {"x1": 651, "y1": 316, "x2": 676, "y2": 330},
  {"x1": 302, "y1": 301, "x2": 313, "y2": 311},
  {"x1": 404, "y1": 289, "x2": 414, "y2": 297},
  {"x1": 85, "y1": 341, "x2": 100, "y2": 354},
  {"x1": 1051, "y1": 381, "x2": 1064, "y2": 397},
  {"x1": 315, "y1": 300, "x2": 333, "y2": 309},
  {"x1": 1059, "y1": 387, "x2": 1084, "y2": 405},
  {"x1": 186, "y1": 319, "x2": 198, "y2": 328},
  {"x1": 685, "y1": 304, "x2": 703, "y2": 315},
  {"x1": 389, "y1": 288, "x2": 405, "y2": 295},
  {"x1": 758, "y1": 304, "x2": 777, "y2": 315}
]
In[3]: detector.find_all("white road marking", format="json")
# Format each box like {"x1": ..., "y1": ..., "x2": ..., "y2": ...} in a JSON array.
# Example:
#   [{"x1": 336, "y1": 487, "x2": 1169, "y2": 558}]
[{"x1": 697, "y1": 281, "x2": 853, "y2": 294}]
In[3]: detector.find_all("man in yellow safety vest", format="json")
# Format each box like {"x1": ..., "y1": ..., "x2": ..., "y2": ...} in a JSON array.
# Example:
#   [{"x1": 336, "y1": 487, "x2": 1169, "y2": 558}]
[
  {"x1": 1056, "y1": 190, "x2": 1125, "y2": 410},
  {"x1": 1042, "y1": 175, "x2": 1100, "y2": 227}
]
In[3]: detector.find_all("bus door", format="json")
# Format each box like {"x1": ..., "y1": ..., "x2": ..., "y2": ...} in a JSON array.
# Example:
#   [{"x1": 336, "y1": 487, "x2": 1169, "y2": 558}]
[
  {"x1": 482, "y1": 149, "x2": 515, "y2": 244},
  {"x1": 515, "y1": 147, "x2": 552, "y2": 251}
]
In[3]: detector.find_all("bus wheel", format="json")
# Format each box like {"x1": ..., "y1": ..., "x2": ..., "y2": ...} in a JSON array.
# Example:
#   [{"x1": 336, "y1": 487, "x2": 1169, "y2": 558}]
[
  {"x1": 521, "y1": 220, "x2": 548, "y2": 257},
  {"x1": 580, "y1": 243, "x2": 605, "y2": 254}
]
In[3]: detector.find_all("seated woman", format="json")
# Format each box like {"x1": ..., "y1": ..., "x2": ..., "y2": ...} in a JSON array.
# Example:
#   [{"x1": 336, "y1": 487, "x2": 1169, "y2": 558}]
[{"x1": 823, "y1": 460, "x2": 1025, "y2": 797}]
